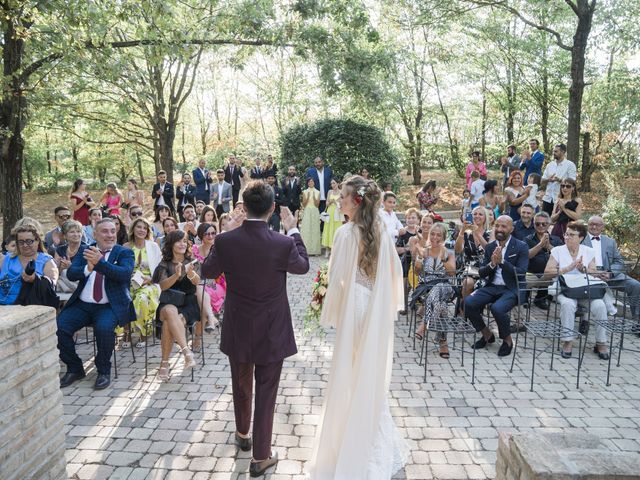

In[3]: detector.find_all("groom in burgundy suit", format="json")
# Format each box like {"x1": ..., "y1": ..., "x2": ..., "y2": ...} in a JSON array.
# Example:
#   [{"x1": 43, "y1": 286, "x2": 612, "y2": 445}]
[{"x1": 202, "y1": 180, "x2": 309, "y2": 476}]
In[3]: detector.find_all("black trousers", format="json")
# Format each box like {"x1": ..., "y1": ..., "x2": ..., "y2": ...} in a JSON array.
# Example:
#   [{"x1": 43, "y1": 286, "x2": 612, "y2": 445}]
[
  {"x1": 542, "y1": 200, "x2": 554, "y2": 215},
  {"x1": 232, "y1": 189, "x2": 241, "y2": 207},
  {"x1": 215, "y1": 205, "x2": 226, "y2": 219}
]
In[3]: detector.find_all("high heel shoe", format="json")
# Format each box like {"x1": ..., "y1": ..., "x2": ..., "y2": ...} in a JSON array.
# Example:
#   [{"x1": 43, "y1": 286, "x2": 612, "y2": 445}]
[
  {"x1": 181, "y1": 346, "x2": 197, "y2": 370},
  {"x1": 158, "y1": 361, "x2": 170, "y2": 381}
]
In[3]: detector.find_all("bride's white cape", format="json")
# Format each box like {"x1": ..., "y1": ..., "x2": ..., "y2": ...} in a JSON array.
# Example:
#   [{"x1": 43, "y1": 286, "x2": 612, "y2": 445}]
[{"x1": 307, "y1": 223, "x2": 409, "y2": 479}]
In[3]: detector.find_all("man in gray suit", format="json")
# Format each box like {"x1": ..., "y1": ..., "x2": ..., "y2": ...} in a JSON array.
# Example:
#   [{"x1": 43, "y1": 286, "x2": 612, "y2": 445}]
[
  {"x1": 583, "y1": 215, "x2": 640, "y2": 320},
  {"x1": 213, "y1": 168, "x2": 233, "y2": 218}
]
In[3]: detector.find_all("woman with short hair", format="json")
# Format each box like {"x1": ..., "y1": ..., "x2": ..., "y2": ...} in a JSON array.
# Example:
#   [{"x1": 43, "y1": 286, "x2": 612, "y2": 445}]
[{"x1": 54, "y1": 220, "x2": 86, "y2": 295}]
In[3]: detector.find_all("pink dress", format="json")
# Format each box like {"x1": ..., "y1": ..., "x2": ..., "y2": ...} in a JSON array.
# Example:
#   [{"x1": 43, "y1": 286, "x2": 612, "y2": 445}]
[
  {"x1": 465, "y1": 161, "x2": 488, "y2": 189},
  {"x1": 192, "y1": 244, "x2": 227, "y2": 313},
  {"x1": 105, "y1": 194, "x2": 122, "y2": 216}
]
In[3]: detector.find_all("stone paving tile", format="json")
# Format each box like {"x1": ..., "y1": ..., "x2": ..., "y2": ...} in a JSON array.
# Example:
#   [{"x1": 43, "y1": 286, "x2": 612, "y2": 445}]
[{"x1": 62, "y1": 256, "x2": 640, "y2": 479}]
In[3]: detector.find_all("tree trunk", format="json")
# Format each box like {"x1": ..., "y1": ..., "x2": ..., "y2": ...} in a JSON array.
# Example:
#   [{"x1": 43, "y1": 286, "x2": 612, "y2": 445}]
[
  {"x1": 580, "y1": 131, "x2": 593, "y2": 191},
  {"x1": 480, "y1": 84, "x2": 487, "y2": 162},
  {"x1": 413, "y1": 132, "x2": 422, "y2": 185},
  {"x1": 136, "y1": 150, "x2": 145, "y2": 184},
  {"x1": 431, "y1": 64, "x2": 463, "y2": 177},
  {"x1": 72, "y1": 145, "x2": 79, "y2": 172}
]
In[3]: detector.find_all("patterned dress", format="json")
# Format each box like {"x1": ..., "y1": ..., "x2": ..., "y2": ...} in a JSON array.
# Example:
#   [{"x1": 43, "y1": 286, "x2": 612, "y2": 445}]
[{"x1": 419, "y1": 254, "x2": 455, "y2": 331}]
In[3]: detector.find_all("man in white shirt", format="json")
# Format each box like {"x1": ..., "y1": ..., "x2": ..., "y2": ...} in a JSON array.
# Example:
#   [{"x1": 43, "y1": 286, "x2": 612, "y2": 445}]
[
  {"x1": 541, "y1": 143, "x2": 576, "y2": 215},
  {"x1": 469, "y1": 171, "x2": 485, "y2": 206},
  {"x1": 379, "y1": 192, "x2": 405, "y2": 242}
]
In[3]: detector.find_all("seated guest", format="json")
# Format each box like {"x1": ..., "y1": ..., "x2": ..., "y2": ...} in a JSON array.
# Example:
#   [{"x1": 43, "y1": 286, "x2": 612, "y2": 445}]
[
  {"x1": 584, "y1": 215, "x2": 640, "y2": 320},
  {"x1": 126, "y1": 204, "x2": 145, "y2": 227},
  {"x1": 454, "y1": 206, "x2": 492, "y2": 305},
  {"x1": 152, "y1": 230, "x2": 202, "y2": 381},
  {"x1": 178, "y1": 204, "x2": 199, "y2": 243},
  {"x1": 56, "y1": 218, "x2": 135, "y2": 390},
  {"x1": 157, "y1": 217, "x2": 179, "y2": 248},
  {"x1": 84, "y1": 208, "x2": 103, "y2": 244},
  {"x1": 512, "y1": 204, "x2": 535, "y2": 240},
  {"x1": 195, "y1": 200, "x2": 206, "y2": 218},
  {"x1": 219, "y1": 213, "x2": 230, "y2": 232},
  {"x1": 54, "y1": 220, "x2": 87, "y2": 296},
  {"x1": 544, "y1": 221, "x2": 609, "y2": 359},
  {"x1": 192, "y1": 223, "x2": 227, "y2": 334},
  {"x1": 119, "y1": 217, "x2": 162, "y2": 348},
  {"x1": 0, "y1": 224, "x2": 59, "y2": 305},
  {"x1": 109, "y1": 214, "x2": 128, "y2": 245},
  {"x1": 152, "y1": 205, "x2": 171, "y2": 240},
  {"x1": 525, "y1": 212, "x2": 563, "y2": 310},
  {"x1": 2, "y1": 234, "x2": 16, "y2": 256},
  {"x1": 199, "y1": 205, "x2": 218, "y2": 226},
  {"x1": 397, "y1": 208, "x2": 421, "y2": 312},
  {"x1": 465, "y1": 215, "x2": 529, "y2": 357},
  {"x1": 45, "y1": 206, "x2": 72, "y2": 255}
]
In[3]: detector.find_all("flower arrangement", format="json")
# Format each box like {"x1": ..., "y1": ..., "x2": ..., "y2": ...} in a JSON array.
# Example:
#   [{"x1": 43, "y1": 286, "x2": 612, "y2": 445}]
[{"x1": 303, "y1": 263, "x2": 329, "y2": 336}]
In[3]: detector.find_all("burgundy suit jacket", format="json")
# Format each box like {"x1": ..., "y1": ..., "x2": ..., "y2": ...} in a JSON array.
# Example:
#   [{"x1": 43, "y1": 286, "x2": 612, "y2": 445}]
[{"x1": 201, "y1": 220, "x2": 309, "y2": 364}]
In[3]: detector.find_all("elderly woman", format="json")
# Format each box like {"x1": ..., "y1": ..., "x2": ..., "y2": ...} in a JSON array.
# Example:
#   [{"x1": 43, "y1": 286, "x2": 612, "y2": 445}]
[
  {"x1": 54, "y1": 220, "x2": 86, "y2": 295},
  {"x1": 0, "y1": 224, "x2": 58, "y2": 305},
  {"x1": 544, "y1": 221, "x2": 609, "y2": 360}
]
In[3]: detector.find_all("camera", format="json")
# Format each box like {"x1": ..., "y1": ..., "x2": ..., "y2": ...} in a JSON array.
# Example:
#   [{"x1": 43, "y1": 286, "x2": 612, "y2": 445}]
[{"x1": 24, "y1": 260, "x2": 36, "y2": 276}]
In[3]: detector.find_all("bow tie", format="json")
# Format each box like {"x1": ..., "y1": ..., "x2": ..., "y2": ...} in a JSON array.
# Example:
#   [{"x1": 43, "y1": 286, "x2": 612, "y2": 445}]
[{"x1": 592, "y1": 236, "x2": 600, "y2": 241}]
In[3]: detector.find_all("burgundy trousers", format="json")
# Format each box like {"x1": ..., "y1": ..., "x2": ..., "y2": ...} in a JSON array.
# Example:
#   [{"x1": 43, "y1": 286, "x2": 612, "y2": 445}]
[{"x1": 229, "y1": 358, "x2": 283, "y2": 460}]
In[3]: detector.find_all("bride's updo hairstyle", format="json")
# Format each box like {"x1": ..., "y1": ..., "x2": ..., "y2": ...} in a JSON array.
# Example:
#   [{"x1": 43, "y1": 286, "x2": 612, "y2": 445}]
[{"x1": 343, "y1": 175, "x2": 382, "y2": 279}]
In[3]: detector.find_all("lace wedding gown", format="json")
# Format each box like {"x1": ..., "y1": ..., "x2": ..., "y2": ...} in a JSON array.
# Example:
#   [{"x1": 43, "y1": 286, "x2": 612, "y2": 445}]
[{"x1": 307, "y1": 223, "x2": 409, "y2": 480}]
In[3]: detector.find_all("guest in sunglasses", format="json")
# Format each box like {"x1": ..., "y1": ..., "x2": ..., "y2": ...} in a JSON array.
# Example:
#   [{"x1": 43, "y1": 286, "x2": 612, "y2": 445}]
[
  {"x1": 44, "y1": 206, "x2": 72, "y2": 255},
  {"x1": 550, "y1": 178, "x2": 581, "y2": 240}
]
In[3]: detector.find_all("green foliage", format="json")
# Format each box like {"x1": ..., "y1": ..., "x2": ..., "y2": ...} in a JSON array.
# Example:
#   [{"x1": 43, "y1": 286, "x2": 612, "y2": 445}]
[
  {"x1": 602, "y1": 173, "x2": 640, "y2": 246},
  {"x1": 280, "y1": 118, "x2": 400, "y2": 183}
]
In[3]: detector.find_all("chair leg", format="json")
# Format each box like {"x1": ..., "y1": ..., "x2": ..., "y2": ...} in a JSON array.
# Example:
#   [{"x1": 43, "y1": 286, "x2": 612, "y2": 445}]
[
  {"x1": 471, "y1": 332, "x2": 476, "y2": 385},
  {"x1": 423, "y1": 332, "x2": 429, "y2": 383},
  {"x1": 606, "y1": 330, "x2": 615, "y2": 387},
  {"x1": 113, "y1": 333, "x2": 118, "y2": 379},
  {"x1": 530, "y1": 335, "x2": 537, "y2": 392}
]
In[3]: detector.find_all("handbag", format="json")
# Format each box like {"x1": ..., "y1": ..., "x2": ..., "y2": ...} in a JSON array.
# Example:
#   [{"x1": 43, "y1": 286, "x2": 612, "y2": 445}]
[
  {"x1": 159, "y1": 288, "x2": 186, "y2": 306},
  {"x1": 556, "y1": 274, "x2": 607, "y2": 300},
  {"x1": 319, "y1": 211, "x2": 330, "y2": 222}
]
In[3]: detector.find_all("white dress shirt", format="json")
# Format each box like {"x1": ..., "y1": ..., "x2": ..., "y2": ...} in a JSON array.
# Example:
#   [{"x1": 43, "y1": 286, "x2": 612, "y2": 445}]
[
  {"x1": 491, "y1": 237, "x2": 511, "y2": 287},
  {"x1": 200, "y1": 168, "x2": 209, "y2": 191},
  {"x1": 216, "y1": 182, "x2": 224, "y2": 206},
  {"x1": 316, "y1": 168, "x2": 326, "y2": 201},
  {"x1": 80, "y1": 250, "x2": 111, "y2": 304},
  {"x1": 542, "y1": 159, "x2": 577, "y2": 203},
  {"x1": 380, "y1": 209, "x2": 403, "y2": 242},
  {"x1": 589, "y1": 234, "x2": 603, "y2": 267},
  {"x1": 156, "y1": 183, "x2": 166, "y2": 206}
]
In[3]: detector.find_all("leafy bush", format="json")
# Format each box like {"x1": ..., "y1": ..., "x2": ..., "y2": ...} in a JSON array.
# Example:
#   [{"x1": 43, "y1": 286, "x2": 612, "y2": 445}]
[
  {"x1": 34, "y1": 177, "x2": 59, "y2": 194},
  {"x1": 280, "y1": 118, "x2": 399, "y2": 184},
  {"x1": 602, "y1": 173, "x2": 640, "y2": 246}
]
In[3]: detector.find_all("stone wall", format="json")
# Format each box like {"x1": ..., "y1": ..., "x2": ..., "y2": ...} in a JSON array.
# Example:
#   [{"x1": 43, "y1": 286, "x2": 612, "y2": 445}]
[
  {"x1": 497, "y1": 431, "x2": 640, "y2": 480},
  {"x1": 0, "y1": 306, "x2": 67, "y2": 480}
]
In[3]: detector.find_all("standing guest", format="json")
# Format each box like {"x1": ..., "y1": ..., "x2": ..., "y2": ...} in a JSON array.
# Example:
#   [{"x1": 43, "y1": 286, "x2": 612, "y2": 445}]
[
  {"x1": 396, "y1": 208, "x2": 421, "y2": 313},
  {"x1": 176, "y1": 172, "x2": 197, "y2": 222},
  {"x1": 100, "y1": 182, "x2": 123, "y2": 217},
  {"x1": 469, "y1": 171, "x2": 485, "y2": 208},
  {"x1": 465, "y1": 151, "x2": 487, "y2": 189},
  {"x1": 584, "y1": 215, "x2": 640, "y2": 320},
  {"x1": 541, "y1": 143, "x2": 577, "y2": 215},
  {"x1": 56, "y1": 218, "x2": 134, "y2": 389},
  {"x1": 544, "y1": 221, "x2": 609, "y2": 359},
  {"x1": 380, "y1": 192, "x2": 405, "y2": 243},
  {"x1": 199, "y1": 205, "x2": 218, "y2": 226},
  {"x1": 504, "y1": 170, "x2": 529, "y2": 221},
  {"x1": 195, "y1": 200, "x2": 206, "y2": 218},
  {"x1": 523, "y1": 173, "x2": 541, "y2": 211},
  {"x1": 461, "y1": 189, "x2": 472, "y2": 223},
  {"x1": 263, "y1": 154, "x2": 278, "y2": 179},
  {"x1": 465, "y1": 216, "x2": 529, "y2": 357},
  {"x1": 300, "y1": 177, "x2": 321, "y2": 255},
  {"x1": 238, "y1": 158, "x2": 250, "y2": 198},
  {"x1": 416, "y1": 180, "x2": 439, "y2": 212},
  {"x1": 152, "y1": 205, "x2": 171, "y2": 240},
  {"x1": 213, "y1": 168, "x2": 233, "y2": 218},
  {"x1": 192, "y1": 223, "x2": 226, "y2": 332},
  {"x1": 520, "y1": 138, "x2": 544, "y2": 184},
  {"x1": 0, "y1": 224, "x2": 59, "y2": 305},
  {"x1": 305, "y1": 156, "x2": 333, "y2": 213},
  {"x1": 70, "y1": 179, "x2": 95, "y2": 226},
  {"x1": 54, "y1": 220, "x2": 87, "y2": 296},
  {"x1": 45, "y1": 206, "x2": 72, "y2": 255},
  {"x1": 501, "y1": 145, "x2": 521, "y2": 188},
  {"x1": 178, "y1": 204, "x2": 199, "y2": 244},
  {"x1": 120, "y1": 218, "x2": 161, "y2": 349},
  {"x1": 83, "y1": 208, "x2": 103, "y2": 245},
  {"x1": 124, "y1": 178, "x2": 144, "y2": 210},
  {"x1": 360, "y1": 167, "x2": 371, "y2": 180},
  {"x1": 512, "y1": 204, "x2": 535, "y2": 241},
  {"x1": 151, "y1": 170, "x2": 175, "y2": 215},
  {"x1": 250, "y1": 157, "x2": 264, "y2": 179},
  {"x1": 479, "y1": 179, "x2": 502, "y2": 220},
  {"x1": 525, "y1": 212, "x2": 562, "y2": 310},
  {"x1": 282, "y1": 165, "x2": 302, "y2": 216},
  {"x1": 109, "y1": 214, "x2": 128, "y2": 245},
  {"x1": 224, "y1": 153, "x2": 245, "y2": 207},
  {"x1": 266, "y1": 173, "x2": 285, "y2": 232},
  {"x1": 321, "y1": 178, "x2": 344, "y2": 257},
  {"x1": 550, "y1": 178, "x2": 581, "y2": 239},
  {"x1": 152, "y1": 230, "x2": 201, "y2": 381},
  {"x1": 157, "y1": 217, "x2": 179, "y2": 248},
  {"x1": 201, "y1": 181, "x2": 309, "y2": 476},
  {"x1": 192, "y1": 158, "x2": 213, "y2": 205}
]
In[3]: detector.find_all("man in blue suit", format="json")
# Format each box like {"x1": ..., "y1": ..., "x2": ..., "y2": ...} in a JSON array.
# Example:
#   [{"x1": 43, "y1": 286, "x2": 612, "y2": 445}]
[
  {"x1": 520, "y1": 138, "x2": 544, "y2": 184},
  {"x1": 57, "y1": 218, "x2": 135, "y2": 390},
  {"x1": 465, "y1": 215, "x2": 529, "y2": 357},
  {"x1": 192, "y1": 158, "x2": 213, "y2": 204},
  {"x1": 305, "y1": 156, "x2": 333, "y2": 213}
]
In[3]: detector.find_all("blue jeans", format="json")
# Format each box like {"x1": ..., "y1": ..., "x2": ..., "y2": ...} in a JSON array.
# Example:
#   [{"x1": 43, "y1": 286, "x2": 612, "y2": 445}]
[
  {"x1": 465, "y1": 284, "x2": 517, "y2": 340},
  {"x1": 57, "y1": 301, "x2": 118, "y2": 375}
]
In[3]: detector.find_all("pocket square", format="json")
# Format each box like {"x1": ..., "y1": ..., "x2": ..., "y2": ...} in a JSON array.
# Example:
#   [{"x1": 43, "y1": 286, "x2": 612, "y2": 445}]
[{"x1": 508, "y1": 254, "x2": 517, "y2": 258}]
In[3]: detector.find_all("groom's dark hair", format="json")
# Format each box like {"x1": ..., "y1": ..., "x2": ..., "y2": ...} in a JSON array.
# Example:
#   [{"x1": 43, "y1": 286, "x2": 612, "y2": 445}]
[{"x1": 242, "y1": 180, "x2": 274, "y2": 217}]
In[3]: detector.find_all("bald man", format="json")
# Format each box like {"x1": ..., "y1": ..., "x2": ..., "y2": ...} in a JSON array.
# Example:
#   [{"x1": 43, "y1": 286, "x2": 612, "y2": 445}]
[{"x1": 465, "y1": 215, "x2": 530, "y2": 357}]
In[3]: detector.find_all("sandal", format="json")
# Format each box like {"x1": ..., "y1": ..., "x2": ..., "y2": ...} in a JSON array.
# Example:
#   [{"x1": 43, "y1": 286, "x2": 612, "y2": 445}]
[
  {"x1": 439, "y1": 340, "x2": 450, "y2": 359},
  {"x1": 181, "y1": 346, "x2": 197, "y2": 370},
  {"x1": 204, "y1": 316, "x2": 219, "y2": 333},
  {"x1": 135, "y1": 341, "x2": 146, "y2": 349},
  {"x1": 158, "y1": 361, "x2": 170, "y2": 381}
]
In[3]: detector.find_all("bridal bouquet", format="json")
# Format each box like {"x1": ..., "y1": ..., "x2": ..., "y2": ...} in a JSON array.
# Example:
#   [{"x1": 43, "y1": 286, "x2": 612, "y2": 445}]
[{"x1": 303, "y1": 263, "x2": 329, "y2": 336}]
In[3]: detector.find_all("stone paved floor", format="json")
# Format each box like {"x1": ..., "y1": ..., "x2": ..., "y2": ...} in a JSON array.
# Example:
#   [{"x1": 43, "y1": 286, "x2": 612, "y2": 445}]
[{"x1": 62, "y1": 257, "x2": 640, "y2": 479}]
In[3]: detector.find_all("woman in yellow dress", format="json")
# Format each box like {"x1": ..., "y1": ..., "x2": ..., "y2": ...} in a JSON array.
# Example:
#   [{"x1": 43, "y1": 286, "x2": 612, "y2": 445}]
[
  {"x1": 321, "y1": 178, "x2": 344, "y2": 256},
  {"x1": 300, "y1": 177, "x2": 322, "y2": 255}
]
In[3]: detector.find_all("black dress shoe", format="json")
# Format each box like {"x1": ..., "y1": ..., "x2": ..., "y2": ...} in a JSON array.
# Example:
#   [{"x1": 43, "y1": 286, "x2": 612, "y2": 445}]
[
  {"x1": 60, "y1": 372, "x2": 86, "y2": 388},
  {"x1": 510, "y1": 324, "x2": 527, "y2": 334},
  {"x1": 94, "y1": 374, "x2": 111, "y2": 390},
  {"x1": 249, "y1": 452, "x2": 278, "y2": 477},
  {"x1": 497, "y1": 341, "x2": 513, "y2": 357},
  {"x1": 533, "y1": 297, "x2": 550, "y2": 310},
  {"x1": 472, "y1": 334, "x2": 495, "y2": 350},
  {"x1": 593, "y1": 346, "x2": 610, "y2": 360},
  {"x1": 235, "y1": 432, "x2": 252, "y2": 452},
  {"x1": 560, "y1": 350, "x2": 572, "y2": 359}
]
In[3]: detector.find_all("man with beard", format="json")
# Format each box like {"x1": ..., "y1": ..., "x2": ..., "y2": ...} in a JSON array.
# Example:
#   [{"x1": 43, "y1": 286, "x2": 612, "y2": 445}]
[
  {"x1": 465, "y1": 215, "x2": 529, "y2": 357},
  {"x1": 540, "y1": 143, "x2": 576, "y2": 215},
  {"x1": 512, "y1": 204, "x2": 535, "y2": 241},
  {"x1": 176, "y1": 172, "x2": 197, "y2": 222},
  {"x1": 266, "y1": 173, "x2": 285, "y2": 232},
  {"x1": 281, "y1": 165, "x2": 302, "y2": 216},
  {"x1": 178, "y1": 204, "x2": 199, "y2": 244}
]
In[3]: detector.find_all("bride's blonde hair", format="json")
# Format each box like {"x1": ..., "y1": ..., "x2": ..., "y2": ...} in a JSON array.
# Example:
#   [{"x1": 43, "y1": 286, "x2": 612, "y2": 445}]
[{"x1": 343, "y1": 175, "x2": 382, "y2": 279}]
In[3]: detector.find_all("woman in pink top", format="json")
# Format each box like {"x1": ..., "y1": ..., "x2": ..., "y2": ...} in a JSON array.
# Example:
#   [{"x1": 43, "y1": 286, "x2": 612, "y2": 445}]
[
  {"x1": 465, "y1": 151, "x2": 488, "y2": 189},
  {"x1": 100, "y1": 182, "x2": 123, "y2": 216}
]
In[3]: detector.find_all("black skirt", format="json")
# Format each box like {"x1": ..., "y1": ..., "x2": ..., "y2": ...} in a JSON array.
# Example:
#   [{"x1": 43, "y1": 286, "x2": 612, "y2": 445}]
[{"x1": 155, "y1": 293, "x2": 201, "y2": 338}]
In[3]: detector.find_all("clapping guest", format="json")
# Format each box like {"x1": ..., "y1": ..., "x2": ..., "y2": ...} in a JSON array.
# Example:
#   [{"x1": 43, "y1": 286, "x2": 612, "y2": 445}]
[
  {"x1": 176, "y1": 173, "x2": 197, "y2": 222},
  {"x1": 54, "y1": 220, "x2": 87, "y2": 296},
  {"x1": 300, "y1": 178, "x2": 321, "y2": 255},
  {"x1": 100, "y1": 182, "x2": 123, "y2": 217},
  {"x1": 70, "y1": 179, "x2": 95, "y2": 226},
  {"x1": 465, "y1": 151, "x2": 488, "y2": 189},
  {"x1": 83, "y1": 208, "x2": 103, "y2": 245},
  {"x1": 158, "y1": 217, "x2": 179, "y2": 248},
  {"x1": 525, "y1": 212, "x2": 563, "y2": 310},
  {"x1": 178, "y1": 204, "x2": 199, "y2": 244},
  {"x1": 551, "y1": 178, "x2": 581, "y2": 239},
  {"x1": 152, "y1": 230, "x2": 202, "y2": 381},
  {"x1": 282, "y1": 166, "x2": 302, "y2": 216},
  {"x1": 151, "y1": 170, "x2": 175, "y2": 215},
  {"x1": 263, "y1": 154, "x2": 278, "y2": 179},
  {"x1": 193, "y1": 158, "x2": 213, "y2": 205},
  {"x1": 250, "y1": 157, "x2": 264, "y2": 179},
  {"x1": 479, "y1": 179, "x2": 502, "y2": 221},
  {"x1": 124, "y1": 179, "x2": 144, "y2": 210},
  {"x1": 504, "y1": 170, "x2": 528, "y2": 222},
  {"x1": 152, "y1": 205, "x2": 171, "y2": 240},
  {"x1": 321, "y1": 178, "x2": 343, "y2": 257},
  {"x1": 192, "y1": 223, "x2": 226, "y2": 333}
]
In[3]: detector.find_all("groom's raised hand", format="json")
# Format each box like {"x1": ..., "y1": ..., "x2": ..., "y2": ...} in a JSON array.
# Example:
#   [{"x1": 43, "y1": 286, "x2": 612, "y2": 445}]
[{"x1": 281, "y1": 207, "x2": 298, "y2": 233}]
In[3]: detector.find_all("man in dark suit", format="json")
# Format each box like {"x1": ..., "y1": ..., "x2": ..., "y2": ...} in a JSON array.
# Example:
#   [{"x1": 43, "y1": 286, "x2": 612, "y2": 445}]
[
  {"x1": 281, "y1": 165, "x2": 302, "y2": 216},
  {"x1": 56, "y1": 218, "x2": 135, "y2": 390},
  {"x1": 192, "y1": 158, "x2": 213, "y2": 204},
  {"x1": 151, "y1": 170, "x2": 175, "y2": 215},
  {"x1": 266, "y1": 172, "x2": 285, "y2": 232},
  {"x1": 202, "y1": 181, "x2": 309, "y2": 477},
  {"x1": 305, "y1": 156, "x2": 333, "y2": 213},
  {"x1": 176, "y1": 172, "x2": 197, "y2": 221},
  {"x1": 250, "y1": 158, "x2": 265, "y2": 179},
  {"x1": 224, "y1": 154, "x2": 244, "y2": 207},
  {"x1": 465, "y1": 215, "x2": 529, "y2": 357}
]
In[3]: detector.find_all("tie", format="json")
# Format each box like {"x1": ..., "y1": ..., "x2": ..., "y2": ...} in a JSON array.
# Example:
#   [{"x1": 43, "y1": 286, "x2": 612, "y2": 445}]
[
  {"x1": 92, "y1": 250, "x2": 109, "y2": 302},
  {"x1": 592, "y1": 236, "x2": 600, "y2": 241}
]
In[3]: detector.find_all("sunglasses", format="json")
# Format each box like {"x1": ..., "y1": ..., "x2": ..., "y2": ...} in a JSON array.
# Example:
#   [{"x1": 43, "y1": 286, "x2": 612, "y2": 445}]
[
  {"x1": 560, "y1": 184, "x2": 573, "y2": 188},
  {"x1": 57, "y1": 214, "x2": 71, "y2": 220},
  {"x1": 564, "y1": 232, "x2": 579, "y2": 237},
  {"x1": 534, "y1": 222, "x2": 549, "y2": 227},
  {"x1": 130, "y1": 211, "x2": 143, "y2": 217},
  {"x1": 204, "y1": 231, "x2": 216, "y2": 237}
]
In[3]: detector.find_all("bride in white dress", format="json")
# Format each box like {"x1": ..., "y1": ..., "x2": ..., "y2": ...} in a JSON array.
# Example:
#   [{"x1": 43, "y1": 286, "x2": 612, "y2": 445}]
[{"x1": 307, "y1": 175, "x2": 409, "y2": 480}]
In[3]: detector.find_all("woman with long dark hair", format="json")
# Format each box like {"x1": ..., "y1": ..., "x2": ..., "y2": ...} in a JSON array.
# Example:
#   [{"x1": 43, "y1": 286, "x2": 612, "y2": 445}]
[
  {"x1": 550, "y1": 178, "x2": 582, "y2": 239},
  {"x1": 70, "y1": 179, "x2": 95, "y2": 226}
]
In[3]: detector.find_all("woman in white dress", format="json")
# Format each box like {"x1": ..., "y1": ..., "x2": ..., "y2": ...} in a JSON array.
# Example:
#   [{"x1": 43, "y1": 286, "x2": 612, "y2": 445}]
[{"x1": 307, "y1": 175, "x2": 409, "y2": 480}]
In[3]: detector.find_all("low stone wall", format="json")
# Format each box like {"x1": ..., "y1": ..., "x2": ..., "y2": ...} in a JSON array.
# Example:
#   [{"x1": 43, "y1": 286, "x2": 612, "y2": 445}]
[
  {"x1": 496, "y1": 431, "x2": 640, "y2": 480},
  {"x1": 0, "y1": 306, "x2": 67, "y2": 480}
]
